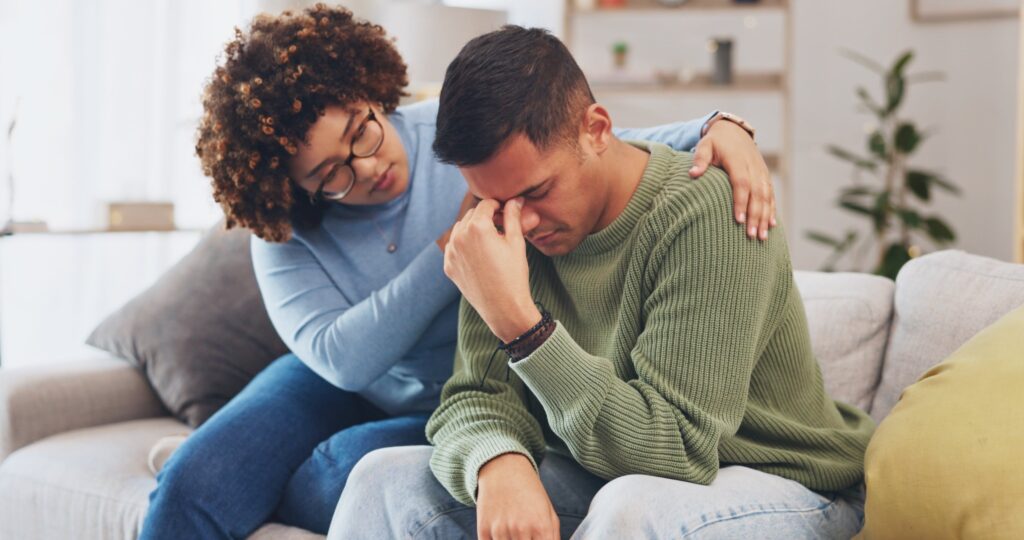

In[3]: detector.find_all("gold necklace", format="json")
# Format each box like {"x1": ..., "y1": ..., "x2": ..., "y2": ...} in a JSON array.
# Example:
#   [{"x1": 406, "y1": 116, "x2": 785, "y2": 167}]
[{"x1": 371, "y1": 218, "x2": 400, "y2": 253}]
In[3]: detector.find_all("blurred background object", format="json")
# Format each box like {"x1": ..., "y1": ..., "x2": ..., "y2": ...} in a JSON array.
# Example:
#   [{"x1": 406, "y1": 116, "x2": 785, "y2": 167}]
[{"x1": 0, "y1": 0, "x2": 1021, "y2": 365}]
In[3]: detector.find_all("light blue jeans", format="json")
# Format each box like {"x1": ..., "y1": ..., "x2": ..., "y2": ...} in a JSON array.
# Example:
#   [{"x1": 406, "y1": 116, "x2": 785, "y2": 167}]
[{"x1": 328, "y1": 446, "x2": 865, "y2": 539}]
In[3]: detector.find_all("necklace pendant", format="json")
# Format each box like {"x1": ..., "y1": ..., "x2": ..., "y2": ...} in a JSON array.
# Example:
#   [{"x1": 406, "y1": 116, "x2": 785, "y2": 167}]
[{"x1": 387, "y1": 243, "x2": 397, "y2": 253}]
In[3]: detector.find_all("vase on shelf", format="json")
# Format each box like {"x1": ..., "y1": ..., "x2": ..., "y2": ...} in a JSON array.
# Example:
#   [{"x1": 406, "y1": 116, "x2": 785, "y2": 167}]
[{"x1": 709, "y1": 38, "x2": 734, "y2": 85}]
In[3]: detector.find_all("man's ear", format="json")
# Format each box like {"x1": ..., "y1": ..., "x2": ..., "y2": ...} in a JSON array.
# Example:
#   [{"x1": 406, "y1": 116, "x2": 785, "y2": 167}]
[{"x1": 580, "y1": 103, "x2": 613, "y2": 155}]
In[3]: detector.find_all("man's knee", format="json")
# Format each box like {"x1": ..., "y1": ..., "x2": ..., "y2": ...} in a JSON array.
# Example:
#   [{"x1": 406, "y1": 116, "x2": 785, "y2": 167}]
[
  {"x1": 329, "y1": 446, "x2": 441, "y2": 539},
  {"x1": 579, "y1": 475, "x2": 665, "y2": 533},
  {"x1": 346, "y1": 446, "x2": 434, "y2": 501}
]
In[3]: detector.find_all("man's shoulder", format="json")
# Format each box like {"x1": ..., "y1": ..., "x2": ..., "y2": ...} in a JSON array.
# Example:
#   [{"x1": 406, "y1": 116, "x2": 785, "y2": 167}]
[{"x1": 646, "y1": 146, "x2": 736, "y2": 235}]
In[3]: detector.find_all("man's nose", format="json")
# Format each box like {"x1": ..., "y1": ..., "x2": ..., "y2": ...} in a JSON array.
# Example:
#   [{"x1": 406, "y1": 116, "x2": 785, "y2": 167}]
[{"x1": 520, "y1": 204, "x2": 541, "y2": 233}]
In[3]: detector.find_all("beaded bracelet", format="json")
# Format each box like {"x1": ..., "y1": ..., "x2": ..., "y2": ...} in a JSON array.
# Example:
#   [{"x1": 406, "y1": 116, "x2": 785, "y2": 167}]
[{"x1": 499, "y1": 308, "x2": 555, "y2": 362}]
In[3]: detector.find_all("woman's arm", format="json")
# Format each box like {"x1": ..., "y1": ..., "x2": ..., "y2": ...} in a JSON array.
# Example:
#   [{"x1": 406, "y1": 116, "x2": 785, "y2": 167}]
[{"x1": 251, "y1": 235, "x2": 459, "y2": 391}]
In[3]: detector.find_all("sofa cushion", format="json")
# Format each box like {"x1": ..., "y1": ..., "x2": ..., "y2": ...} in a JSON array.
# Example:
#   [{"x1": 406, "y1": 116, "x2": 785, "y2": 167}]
[
  {"x1": 858, "y1": 303, "x2": 1024, "y2": 539},
  {"x1": 793, "y1": 271, "x2": 894, "y2": 412},
  {"x1": 870, "y1": 250, "x2": 1024, "y2": 421},
  {"x1": 0, "y1": 418, "x2": 185, "y2": 540},
  {"x1": 0, "y1": 418, "x2": 323, "y2": 540},
  {"x1": 86, "y1": 223, "x2": 290, "y2": 428}
]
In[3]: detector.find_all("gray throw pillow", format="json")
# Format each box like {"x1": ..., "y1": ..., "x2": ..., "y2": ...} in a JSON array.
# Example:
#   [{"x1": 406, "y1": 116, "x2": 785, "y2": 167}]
[{"x1": 86, "y1": 223, "x2": 289, "y2": 427}]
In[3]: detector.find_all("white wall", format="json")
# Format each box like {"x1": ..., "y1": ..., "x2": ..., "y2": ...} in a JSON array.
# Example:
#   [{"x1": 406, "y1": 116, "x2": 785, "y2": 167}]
[
  {"x1": 567, "y1": 0, "x2": 1020, "y2": 269},
  {"x1": 790, "y1": 0, "x2": 1020, "y2": 269}
]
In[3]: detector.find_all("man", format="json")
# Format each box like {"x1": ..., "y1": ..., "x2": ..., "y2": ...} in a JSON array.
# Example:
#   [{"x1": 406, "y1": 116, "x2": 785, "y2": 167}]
[{"x1": 329, "y1": 26, "x2": 873, "y2": 540}]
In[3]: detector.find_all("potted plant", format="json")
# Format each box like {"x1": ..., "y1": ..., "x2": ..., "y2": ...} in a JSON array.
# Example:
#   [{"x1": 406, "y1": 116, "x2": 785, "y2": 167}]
[{"x1": 807, "y1": 49, "x2": 960, "y2": 279}]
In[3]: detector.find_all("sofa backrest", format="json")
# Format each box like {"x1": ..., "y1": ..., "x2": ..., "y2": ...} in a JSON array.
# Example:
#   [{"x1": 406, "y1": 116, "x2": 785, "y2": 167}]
[
  {"x1": 870, "y1": 250, "x2": 1024, "y2": 421},
  {"x1": 794, "y1": 270, "x2": 894, "y2": 413}
]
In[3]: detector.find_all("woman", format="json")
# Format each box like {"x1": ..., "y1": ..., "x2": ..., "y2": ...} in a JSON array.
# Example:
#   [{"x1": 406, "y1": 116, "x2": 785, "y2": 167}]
[{"x1": 140, "y1": 4, "x2": 776, "y2": 538}]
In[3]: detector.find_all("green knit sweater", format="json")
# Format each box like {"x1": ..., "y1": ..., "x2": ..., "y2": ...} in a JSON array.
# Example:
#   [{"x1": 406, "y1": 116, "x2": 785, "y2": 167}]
[{"x1": 426, "y1": 142, "x2": 875, "y2": 506}]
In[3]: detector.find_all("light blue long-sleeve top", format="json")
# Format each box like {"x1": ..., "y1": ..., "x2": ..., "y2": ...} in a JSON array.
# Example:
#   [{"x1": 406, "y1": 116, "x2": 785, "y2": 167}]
[{"x1": 251, "y1": 99, "x2": 716, "y2": 415}]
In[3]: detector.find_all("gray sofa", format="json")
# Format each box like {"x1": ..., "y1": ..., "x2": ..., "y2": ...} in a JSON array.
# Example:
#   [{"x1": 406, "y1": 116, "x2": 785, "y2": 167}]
[{"x1": 1, "y1": 249, "x2": 1022, "y2": 539}]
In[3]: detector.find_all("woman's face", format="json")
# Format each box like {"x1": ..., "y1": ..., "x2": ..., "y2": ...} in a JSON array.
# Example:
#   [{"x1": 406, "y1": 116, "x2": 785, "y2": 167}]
[{"x1": 289, "y1": 101, "x2": 409, "y2": 206}]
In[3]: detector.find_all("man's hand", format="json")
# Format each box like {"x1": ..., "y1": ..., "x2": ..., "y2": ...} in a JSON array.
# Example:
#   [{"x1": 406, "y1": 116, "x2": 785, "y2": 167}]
[
  {"x1": 444, "y1": 197, "x2": 540, "y2": 342},
  {"x1": 477, "y1": 453, "x2": 560, "y2": 540},
  {"x1": 689, "y1": 120, "x2": 776, "y2": 241},
  {"x1": 436, "y1": 190, "x2": 480, "y2": 252}
]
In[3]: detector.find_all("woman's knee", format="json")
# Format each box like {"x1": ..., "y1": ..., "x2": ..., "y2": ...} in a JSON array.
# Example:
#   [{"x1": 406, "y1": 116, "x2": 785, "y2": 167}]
[{"x1": 151, "y1": 438, "x2": 230, "y2": 504}]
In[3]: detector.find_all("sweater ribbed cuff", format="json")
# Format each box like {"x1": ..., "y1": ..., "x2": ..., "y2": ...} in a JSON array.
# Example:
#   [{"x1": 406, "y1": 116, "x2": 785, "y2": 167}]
[
  {"x1": 510, "y1": 323, "x2": 616, "y2": 419},
  {"x1": 461, "y1": 434, "x2": 539, "y2": 505}
]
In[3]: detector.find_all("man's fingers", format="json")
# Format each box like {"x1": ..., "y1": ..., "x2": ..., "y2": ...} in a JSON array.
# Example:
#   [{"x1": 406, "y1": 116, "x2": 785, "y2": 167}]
[
  {"x1": 472, "y1": 199, "x2": 500, "y2": 221},
  {"x1": 689, "y1": 141, "x2": 713, "y2": 178},
  {"x1": 549, "y1": 509, "x2": 561, "y2": 540},
  {"x1": 502, "y1": 198, "x2": 524, "y2": 239}
]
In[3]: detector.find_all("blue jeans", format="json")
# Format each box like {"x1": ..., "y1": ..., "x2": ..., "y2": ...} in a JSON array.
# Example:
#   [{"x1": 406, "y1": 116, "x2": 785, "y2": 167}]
[
  {"x1": 140, "y1": 354, "x2": 430, "y2": 539},
  {"x1": 328, "y1": 446, "x2": 866, "y2": 539}
]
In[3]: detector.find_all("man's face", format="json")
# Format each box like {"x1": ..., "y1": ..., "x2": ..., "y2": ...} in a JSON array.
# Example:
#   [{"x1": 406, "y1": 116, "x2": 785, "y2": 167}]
[{"x1": 459, "y1": 133, "x2": 605, "y2": 257}]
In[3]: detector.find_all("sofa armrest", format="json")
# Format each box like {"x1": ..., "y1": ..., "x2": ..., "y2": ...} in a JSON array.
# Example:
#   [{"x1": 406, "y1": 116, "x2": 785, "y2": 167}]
[{"x1": 0, "y1": 355, "x2": 168, "y2": 461}]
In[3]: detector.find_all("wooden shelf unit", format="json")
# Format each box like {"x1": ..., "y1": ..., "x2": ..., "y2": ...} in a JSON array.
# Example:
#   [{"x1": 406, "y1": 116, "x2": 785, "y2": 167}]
[
  {"x1": 590, "y1": 72, "x2": 784, "y2": 93},
  {"x1": 575, "y1": 0, "x2": 787, "y2": 13},
  {"x1": 564, "y1": 0, "x2": 793, "y2": 223}
]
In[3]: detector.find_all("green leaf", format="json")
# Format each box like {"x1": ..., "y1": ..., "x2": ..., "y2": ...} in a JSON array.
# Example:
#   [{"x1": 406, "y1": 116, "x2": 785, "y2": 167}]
[
  {"x1": 906, "y1": 169, "x2": 962, "y2": 197},
  {"x1": 930, "y1": 175, "x2": 961, "y2": 195},
  {"x1": 906, "y1": 171, "x2": 931, "y2": 201},
  {"x1": 839, "y1": 48, "x2": 886, "y2": 74},
  {"x1": 885, "y1": 74, "x2": 905, "y2": 114},
  {"x1": 890, "y1": 51, "x2": 914, "y2": 78},
  {"x1": 841, "y1": 186, "x2": 875, "y2": 197},
  {"x1": 872, "y1": 190, "x2": 891, "y2": 232},
  {"x1": 895, "y1": 207, "x2": 922, "y2": 228},
  {"x1": 876, "y1": 244, "x2": 912, "y2": 280},
  {"x1": 868, "y1": 131, "x2": 887, "y2": 159},
  {"x1": 894, "y1": 122, "x2": 922, "y2": 154},
  {"x1": 924, "y1": 217, "x2": 956, "y2": 243},
  {"x1": 806, "y1": 231, "x2": 842, "y2": 247},
  {"x1": 906, "y1": 71, "x2": 945, "y2": 84},
  {"x1": 827, "y1": 145, "x2": 878, "y2": 171},
  {"x1": 856, "y1": 87, "x2": 884, "y2": 117},
  {"x1": 839, "y1": 200, "x2": 876, "y2": 217}
]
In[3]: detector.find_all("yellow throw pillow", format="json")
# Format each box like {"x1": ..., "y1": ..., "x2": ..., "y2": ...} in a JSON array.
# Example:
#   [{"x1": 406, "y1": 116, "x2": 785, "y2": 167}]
[{"x1": 857, "y1": 303, "x2": 1024, "y2": 539}]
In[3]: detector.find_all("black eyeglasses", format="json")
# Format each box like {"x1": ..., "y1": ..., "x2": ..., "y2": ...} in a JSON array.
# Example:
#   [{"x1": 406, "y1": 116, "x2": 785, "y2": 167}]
[{"x1": 309, "y1": 108, "x2": 385, "y2": 203}]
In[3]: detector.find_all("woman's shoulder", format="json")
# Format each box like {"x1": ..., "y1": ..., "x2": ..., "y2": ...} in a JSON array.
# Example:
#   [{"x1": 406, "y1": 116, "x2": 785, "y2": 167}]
[{"x1": 392, "y1": 98, "x2": 438, "y2": 128}]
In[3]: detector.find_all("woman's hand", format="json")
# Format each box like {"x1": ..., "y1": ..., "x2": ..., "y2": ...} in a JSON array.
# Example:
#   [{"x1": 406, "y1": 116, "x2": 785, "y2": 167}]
[
  {"x1": 477, "y1": 453, "x2": 560, "y2": 540},
  {"x1": 689, "y1": 120, "x2": 776, "y2": 241},
  {"x1": 436, "y1": 190, "x2": 479, "y2": 252}
]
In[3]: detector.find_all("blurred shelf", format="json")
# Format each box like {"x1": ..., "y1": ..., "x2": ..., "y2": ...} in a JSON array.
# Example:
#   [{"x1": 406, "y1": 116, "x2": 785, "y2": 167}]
[
  {"x1": 591, "y1": 72, "x2": 784, "y2": 93},
  {"x1": 2, "y1": 228, "x2": 206, "y2": 237},
  {"x1": 566, "y1": 0, "x2": 792, "y2": 224},
  {"x1": 576, "y1": 0, "x2": 787, "y2": 14}
]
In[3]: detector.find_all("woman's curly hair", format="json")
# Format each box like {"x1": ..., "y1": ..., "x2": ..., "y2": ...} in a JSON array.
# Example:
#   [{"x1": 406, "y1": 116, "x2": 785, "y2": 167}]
[{"x1": 196, "y1": 4, "x2": 408, "y2": 242}]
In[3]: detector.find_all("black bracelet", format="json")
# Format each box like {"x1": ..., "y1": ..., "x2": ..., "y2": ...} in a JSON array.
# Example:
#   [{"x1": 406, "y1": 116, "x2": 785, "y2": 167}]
[
  {"x1": 500, "y1": 310, "x2": 550, "y2": 351},
  {"x1": 499, "y1": 308, "x2": 554, "y2": 361}
]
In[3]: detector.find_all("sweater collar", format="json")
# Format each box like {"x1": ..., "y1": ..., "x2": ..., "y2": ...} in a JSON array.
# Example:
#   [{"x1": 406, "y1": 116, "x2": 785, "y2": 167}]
[{"x1": 569, "y1": 141, "x2": 674, "y2": 256}]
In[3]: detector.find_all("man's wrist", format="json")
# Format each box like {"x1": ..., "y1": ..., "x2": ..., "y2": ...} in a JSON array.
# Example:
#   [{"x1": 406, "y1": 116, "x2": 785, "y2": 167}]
[
  {"x1": 478, "y1": 452, "x2": 534, "y2": 487},
  {"x1": 493, "y1": 303, "x2": 543, "y2": 343}
]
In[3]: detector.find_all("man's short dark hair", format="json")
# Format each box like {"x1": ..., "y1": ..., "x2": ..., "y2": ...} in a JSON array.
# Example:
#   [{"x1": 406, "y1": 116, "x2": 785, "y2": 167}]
[{"x1": 432, "y1": 25, "x2": 595, "y2": 166}]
